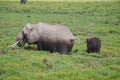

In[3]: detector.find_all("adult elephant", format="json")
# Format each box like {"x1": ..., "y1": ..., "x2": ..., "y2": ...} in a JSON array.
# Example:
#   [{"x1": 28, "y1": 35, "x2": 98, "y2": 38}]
[
  {"x1": 12, "y1": 23, "x2": 75, "y2": 54},
  {"x1": 21, "y1": 0, "x2": 27, "y2": 4}
]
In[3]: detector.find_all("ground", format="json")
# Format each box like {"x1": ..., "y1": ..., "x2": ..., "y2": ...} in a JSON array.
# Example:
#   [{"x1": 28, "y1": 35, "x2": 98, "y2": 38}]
[{"x1": 0, "y1": 0, "x2": 120, "y2": 80}]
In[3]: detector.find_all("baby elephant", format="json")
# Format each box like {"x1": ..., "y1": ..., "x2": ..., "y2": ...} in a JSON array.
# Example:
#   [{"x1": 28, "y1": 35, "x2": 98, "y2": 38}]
[{"x1": 86, "y1": 37, "x2": 101, "y2": 53}]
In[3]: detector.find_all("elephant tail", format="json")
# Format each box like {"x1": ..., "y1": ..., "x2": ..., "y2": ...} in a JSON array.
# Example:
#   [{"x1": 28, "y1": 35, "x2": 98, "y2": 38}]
[
  {"x1": 73, "y1": 37, "x2": 80, "y2": 53},
  {"x1": 74, "y1": 37, "x2": 80, "y2": 45},
  {"x1": 70, "y1": 38, "x2": 74, "y2": 42},
  {"x1": 69, "y1": 37, "x2": 80, "y2": 45}
]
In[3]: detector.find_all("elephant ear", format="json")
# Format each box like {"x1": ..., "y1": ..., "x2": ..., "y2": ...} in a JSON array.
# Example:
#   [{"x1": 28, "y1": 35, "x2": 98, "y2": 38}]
[
  {"x1": 22, "y1": 23, "x2": 33, "y2": 34},
  {"x1": 26, "y1": 23, "x2": 33, "y2": 31},
  {"x1": 28, "y1": 30, "x2": 39, "y2": 44}
]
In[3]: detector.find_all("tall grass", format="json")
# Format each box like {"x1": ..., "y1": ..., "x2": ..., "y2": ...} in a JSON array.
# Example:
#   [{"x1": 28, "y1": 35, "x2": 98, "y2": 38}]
[{"x1": 0, "y1": 0, "x2": 120, "y2": 80}]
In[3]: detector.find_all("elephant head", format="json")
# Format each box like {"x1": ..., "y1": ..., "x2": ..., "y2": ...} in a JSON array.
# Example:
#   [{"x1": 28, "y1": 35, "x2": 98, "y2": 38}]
[
  {"x1": 16, "y1": 31, "x2": 26, "y2": 47},
  {"x1": 9, "y1": 23, "x2": 34, "y2": 47}
]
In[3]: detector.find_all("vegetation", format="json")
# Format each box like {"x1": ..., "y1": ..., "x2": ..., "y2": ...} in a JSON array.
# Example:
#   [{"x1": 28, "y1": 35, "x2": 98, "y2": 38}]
[{"x1": 0, "y1": 0, "x2": 120, "y2": 80}]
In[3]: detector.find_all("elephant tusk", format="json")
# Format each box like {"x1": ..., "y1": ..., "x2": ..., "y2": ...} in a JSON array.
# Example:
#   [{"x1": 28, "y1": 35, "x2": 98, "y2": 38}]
[{"x1": 8, "y1": 41, "x2": 20, "y2": 47}]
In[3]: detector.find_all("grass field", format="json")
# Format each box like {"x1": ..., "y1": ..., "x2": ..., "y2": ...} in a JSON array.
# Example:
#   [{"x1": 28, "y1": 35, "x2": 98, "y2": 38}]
[{"x1": 0, "y1": 0, "x2": 120, "y2": 80}]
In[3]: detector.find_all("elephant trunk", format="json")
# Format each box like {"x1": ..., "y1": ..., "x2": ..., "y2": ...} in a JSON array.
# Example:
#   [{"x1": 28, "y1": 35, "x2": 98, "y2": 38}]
[{"x1": 17, "y1": 40, "x2": 26, "y2": 47}]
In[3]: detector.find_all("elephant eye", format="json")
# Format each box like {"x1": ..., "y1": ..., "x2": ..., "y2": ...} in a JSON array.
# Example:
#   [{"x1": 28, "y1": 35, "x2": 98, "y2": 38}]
[{"x1": 30, "y1": 28, "x2": 33, "y2": 31}]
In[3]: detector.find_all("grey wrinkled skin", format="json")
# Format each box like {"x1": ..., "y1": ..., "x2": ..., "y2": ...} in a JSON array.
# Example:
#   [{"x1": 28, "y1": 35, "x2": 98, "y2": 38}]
[
  {"x1": 17, "y1": 23, "x2": 75, "y2": 54},
  {"x1": 21, "y1": 0, "x2": 27, "y2": 4},
  {"x1": 86, "y1": 37, "x2": 101, "y2": 53}
]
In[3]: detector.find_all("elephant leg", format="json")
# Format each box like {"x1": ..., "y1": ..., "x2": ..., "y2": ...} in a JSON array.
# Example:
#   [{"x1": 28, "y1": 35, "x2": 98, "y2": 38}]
[
  {"x1": 97, "y1": 47, "x2": 100, "y2": 53},
  {"x1": 41, "y1": 42, "x2": 55, "y2": 52},
  {"x1": 57, "y1": 45, "x2": 68, "y2": 54},
  {"x1": 37, "y1": 42, "x2": 43, "y2": 50},
  {"x1": 67, "y1": 44, "x2": 73, "y2": 53},
  {"x1": 87, "y1": 48, "x2": 91, "y2": 53}
]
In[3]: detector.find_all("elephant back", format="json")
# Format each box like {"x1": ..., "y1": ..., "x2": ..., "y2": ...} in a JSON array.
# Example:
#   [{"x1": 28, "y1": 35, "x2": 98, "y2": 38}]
[
  {"x1": 56, "y1": 25, "x2": 74, "y2": 39},
  {"x1": 55, "y1": 25, "x2": 74, "y2": 44}
]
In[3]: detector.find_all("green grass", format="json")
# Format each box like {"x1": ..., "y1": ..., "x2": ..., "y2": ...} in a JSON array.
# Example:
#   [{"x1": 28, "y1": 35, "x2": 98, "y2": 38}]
[{"x1": 0, "y1": 0, "x2": 120, "y2": 80}]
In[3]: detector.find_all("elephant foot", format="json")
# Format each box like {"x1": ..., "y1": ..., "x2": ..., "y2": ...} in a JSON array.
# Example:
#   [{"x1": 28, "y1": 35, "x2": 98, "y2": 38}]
[
  {"x1": 37, "y1": 42, "x2": 43, "y2": 50},
  {"x1": 57, "y1": 45, "x2": 68, "y2": 54}
]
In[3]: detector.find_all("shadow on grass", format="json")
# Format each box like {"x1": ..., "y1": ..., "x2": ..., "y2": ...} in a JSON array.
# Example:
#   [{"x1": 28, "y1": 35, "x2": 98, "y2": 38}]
[
  {"x1": 84, "y1": 52, "x2": 103, "y2": 58},
  {"x1": 24, "y1": 46, "x2": 37, "y2": 51}
]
